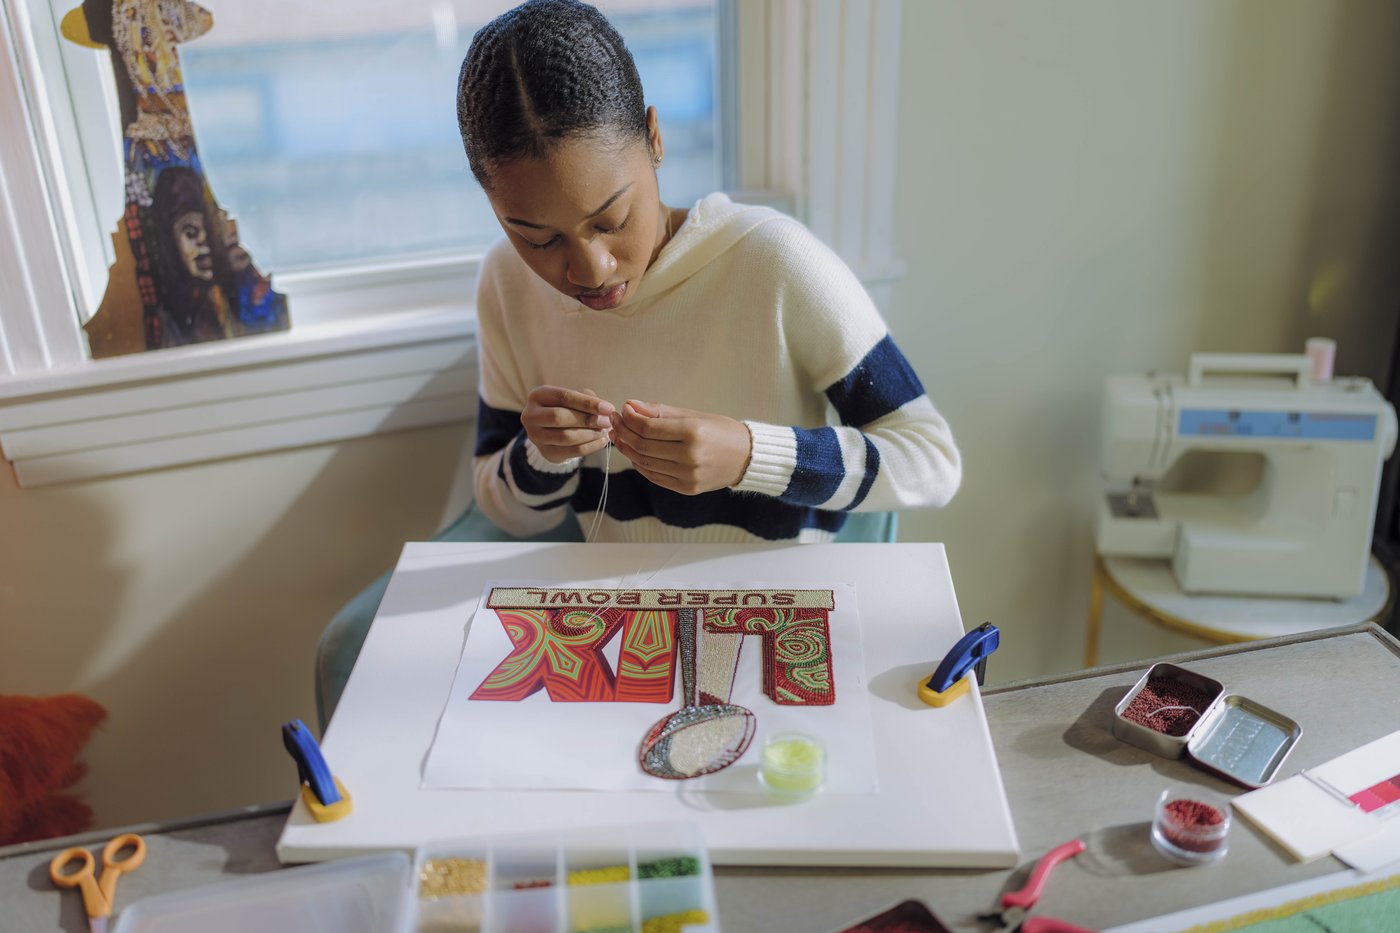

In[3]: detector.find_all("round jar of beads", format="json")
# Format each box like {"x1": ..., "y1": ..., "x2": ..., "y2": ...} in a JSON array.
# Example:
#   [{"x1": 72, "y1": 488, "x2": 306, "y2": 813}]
[
  {"x1": 1151, "y1": 786, "x2": 1231, "y2": 864},
  {"x1": 759, "y1": 732, "x2": 825, "y2": 799}
]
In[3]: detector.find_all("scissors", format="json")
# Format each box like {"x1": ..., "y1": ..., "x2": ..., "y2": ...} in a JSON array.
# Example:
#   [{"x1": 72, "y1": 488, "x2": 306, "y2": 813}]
[{"x1": 49, "y1": 833, "x2": 147, "y2": 933}]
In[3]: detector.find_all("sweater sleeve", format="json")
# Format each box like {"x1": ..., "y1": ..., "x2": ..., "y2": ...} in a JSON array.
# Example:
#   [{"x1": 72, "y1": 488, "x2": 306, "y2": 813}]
[
  {"x1": 472, "y1": 245, "x2": 581, "y2": 536},
  {"x1": 731, "y1": 224, "x2": 961, "y2": 512}
]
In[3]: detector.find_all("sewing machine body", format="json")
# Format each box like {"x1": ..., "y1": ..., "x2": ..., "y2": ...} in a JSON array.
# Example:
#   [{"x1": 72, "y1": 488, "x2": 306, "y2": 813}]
[{"x1": 1097, "y1": 353, "x2": 1397, "y2": 599}]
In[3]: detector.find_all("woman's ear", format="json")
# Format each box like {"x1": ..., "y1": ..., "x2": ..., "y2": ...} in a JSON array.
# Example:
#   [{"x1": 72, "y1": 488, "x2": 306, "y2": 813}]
[{"x1": 646, "y1": 106, "x2": 665, "y2": 166}]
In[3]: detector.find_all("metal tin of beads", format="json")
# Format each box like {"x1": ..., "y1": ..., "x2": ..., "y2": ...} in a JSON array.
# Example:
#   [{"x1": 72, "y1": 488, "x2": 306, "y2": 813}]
[
  {"x1": 1112, "y1": 662, "x2": 1301, "y2": 789},
  {"x1": 1112, "y1": 663, "x2": 1225, "y2": 759}
]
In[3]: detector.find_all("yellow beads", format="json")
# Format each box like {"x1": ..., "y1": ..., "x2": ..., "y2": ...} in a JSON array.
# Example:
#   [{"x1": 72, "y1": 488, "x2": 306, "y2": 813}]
[
  {"x1": 418, "y1": 857, "x2": 487, "y2": 898},
  {"x1": 567, "y1": 865, "x2": 631, "y2": 886},
  {"x1": 760, "y1": 733, "x2": 825, "y2": 795},
  {"x1": 641, "y1": 909, "x2": 710, "y2": 933}
]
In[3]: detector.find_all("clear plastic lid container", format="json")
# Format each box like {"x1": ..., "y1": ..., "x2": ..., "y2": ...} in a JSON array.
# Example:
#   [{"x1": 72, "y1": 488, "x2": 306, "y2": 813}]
[{"x1": 112, "y1": 852, "x2": 411, "y2": 933}]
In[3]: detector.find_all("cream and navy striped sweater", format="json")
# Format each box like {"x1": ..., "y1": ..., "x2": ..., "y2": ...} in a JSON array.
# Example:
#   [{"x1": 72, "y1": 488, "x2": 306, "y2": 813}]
[{"x1": 473, "y1": 193, "x2": 961, "y2": 542}]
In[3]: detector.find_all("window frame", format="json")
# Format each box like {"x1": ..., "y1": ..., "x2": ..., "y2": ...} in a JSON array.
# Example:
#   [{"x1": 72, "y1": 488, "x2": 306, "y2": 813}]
[{"x1": 0, "y1": 0, "x2": 905, "y2": 487}]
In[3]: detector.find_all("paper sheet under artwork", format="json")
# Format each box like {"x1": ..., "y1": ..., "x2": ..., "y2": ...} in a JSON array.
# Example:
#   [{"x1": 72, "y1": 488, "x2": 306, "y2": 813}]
[{"x1": 421, "y1": 581, "x2": 879, "y2": 793}]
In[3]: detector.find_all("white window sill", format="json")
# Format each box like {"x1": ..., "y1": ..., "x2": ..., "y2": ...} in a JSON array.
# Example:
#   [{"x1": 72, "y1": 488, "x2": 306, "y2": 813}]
[{"x1": 0, "y1": 306, "x2": 476, "y2": 487}]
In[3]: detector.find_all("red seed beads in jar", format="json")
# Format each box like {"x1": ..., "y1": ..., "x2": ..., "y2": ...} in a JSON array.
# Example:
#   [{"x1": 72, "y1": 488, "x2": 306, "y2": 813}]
[{"x1": 1151, "y1": 786, "x2": 1231, "y2": 865}]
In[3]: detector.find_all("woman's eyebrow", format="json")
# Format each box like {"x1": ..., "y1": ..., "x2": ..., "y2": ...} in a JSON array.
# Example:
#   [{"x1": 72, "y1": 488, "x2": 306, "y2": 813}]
[
  {"x1": 504, "y1": 184, "x2": 633, "y2": 230},
  {"x1": 585, "y1": 184, "x2": 632, "y2": 219}
]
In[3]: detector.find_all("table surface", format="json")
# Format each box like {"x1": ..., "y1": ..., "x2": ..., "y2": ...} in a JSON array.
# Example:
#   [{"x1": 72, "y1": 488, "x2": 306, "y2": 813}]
[
  {"x1": 5, "y1": 624, "x2": 1399, "y2": 933},
  {"x1": 1103, "y1": 554, "x2": 1391, "y2": 639}
]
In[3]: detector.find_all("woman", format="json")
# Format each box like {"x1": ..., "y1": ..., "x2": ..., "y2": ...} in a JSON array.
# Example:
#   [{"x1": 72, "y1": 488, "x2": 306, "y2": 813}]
[{"x1": 459, "y1": 0, "x2": 960, "y2": 543}]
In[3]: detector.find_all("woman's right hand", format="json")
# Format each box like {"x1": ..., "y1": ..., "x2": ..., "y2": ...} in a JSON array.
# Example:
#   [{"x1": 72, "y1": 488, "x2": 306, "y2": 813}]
[{"x1": 522, "y1": 386, "x2": 615, "y2": 463}]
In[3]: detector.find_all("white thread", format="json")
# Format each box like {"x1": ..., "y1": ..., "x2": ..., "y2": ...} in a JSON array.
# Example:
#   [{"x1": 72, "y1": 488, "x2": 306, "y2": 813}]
[
  {"x1": 584, "y1": 441, "x2": 612, "y2": 543},
  {"x1": 1146, "y1": 705, "x2": 1198, "y2": 719}
]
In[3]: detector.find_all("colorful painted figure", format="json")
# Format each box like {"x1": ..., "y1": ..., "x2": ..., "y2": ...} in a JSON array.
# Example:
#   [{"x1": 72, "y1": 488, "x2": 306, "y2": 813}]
[{"x1": 62, "y1": 0, "x2": 288, "y2": 357}]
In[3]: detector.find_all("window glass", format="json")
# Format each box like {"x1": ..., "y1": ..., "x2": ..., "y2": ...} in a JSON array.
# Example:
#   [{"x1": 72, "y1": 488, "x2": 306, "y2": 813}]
[{"x1": 168, "y1": 0, "x2": 719, "y2": 270}]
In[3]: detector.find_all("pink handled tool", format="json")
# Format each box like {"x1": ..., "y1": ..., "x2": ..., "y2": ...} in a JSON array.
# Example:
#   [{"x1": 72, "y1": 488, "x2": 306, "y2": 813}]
[{"x1": 980, "y1": 839, "x2": 1098, "y2": 933}]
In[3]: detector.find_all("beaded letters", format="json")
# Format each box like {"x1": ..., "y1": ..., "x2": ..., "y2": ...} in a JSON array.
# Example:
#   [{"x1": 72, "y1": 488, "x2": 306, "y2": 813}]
[{"x1": 470, "y1": 588, "x2": 836, "y2": 707}]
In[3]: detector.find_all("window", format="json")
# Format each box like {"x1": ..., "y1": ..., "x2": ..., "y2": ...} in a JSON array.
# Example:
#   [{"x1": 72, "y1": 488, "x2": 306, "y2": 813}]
[
  {"x1": 0, "y1": 0, "x2": 904, "y2": 485},
  {"x1": 22, "y1": 0, "x2": 722, "y2": 325}
]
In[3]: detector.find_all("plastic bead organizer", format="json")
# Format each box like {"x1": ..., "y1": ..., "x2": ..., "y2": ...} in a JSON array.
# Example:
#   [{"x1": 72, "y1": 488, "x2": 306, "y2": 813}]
[{"x1": 409, "y1": 822, "x2": 718, "y2": 933}]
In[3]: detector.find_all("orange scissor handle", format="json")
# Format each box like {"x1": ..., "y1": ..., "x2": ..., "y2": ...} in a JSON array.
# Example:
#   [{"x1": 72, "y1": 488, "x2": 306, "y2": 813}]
[{"x1": 49, "y1": 834, "x2": 146, "y2": 918}]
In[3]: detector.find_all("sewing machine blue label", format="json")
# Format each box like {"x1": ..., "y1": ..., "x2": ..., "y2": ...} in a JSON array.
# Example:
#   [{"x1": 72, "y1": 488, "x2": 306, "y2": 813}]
[{"x1": 1179, "y1": 409, "x2": 1377, "y2": 440}]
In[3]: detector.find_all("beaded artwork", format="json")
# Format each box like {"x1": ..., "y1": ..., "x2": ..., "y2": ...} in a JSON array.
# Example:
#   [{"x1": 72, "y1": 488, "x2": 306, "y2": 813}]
[
  {"x1": 470, "y1": 589, "x2": 836, "y2": 708},
  {"x1": 423, "y1": 581, "x2": 877, "y2": 794},
  {"x1": 703, "y1": 606, "x2": 836, "y2": 705}
]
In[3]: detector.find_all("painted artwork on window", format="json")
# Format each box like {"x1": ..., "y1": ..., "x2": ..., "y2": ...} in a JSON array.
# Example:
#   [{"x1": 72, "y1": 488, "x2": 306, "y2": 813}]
[
  {"x1": 422, "y1": 582, "x2": 880, "y2": 794},
  {"x1": 62, "y1": 0, "x2": 289, "y2": 358}
]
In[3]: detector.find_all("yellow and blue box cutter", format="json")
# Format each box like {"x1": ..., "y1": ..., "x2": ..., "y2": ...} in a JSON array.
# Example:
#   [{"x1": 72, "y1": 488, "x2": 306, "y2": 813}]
[
  {"x1": 918, "y1": 622, "x2": 1000, "y2": 707},
  {"x1": 282, "y1": 719, "x2": 352, "y2": 822}
]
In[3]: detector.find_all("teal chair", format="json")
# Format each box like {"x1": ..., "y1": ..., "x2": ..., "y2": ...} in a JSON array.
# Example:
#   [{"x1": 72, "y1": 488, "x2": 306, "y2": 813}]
[{"x1": 314, "y1": 506, "x2": 898, "y2": 730}]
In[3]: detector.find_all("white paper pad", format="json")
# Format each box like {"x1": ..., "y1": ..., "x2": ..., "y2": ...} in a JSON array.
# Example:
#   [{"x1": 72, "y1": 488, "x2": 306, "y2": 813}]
[
  {"x1": 1335, "y1": 815, "x2": 1400, "y2": 873},
  {"x1": 1234, "y1": 774, "x2": 1381, "y2": 862},
  {"x1": 1234, "y1": 729, "x2": 1400, "y2": 863}
]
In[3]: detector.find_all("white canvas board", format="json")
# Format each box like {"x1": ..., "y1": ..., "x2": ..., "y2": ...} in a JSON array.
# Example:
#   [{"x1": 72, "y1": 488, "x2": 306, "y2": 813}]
[
  {"x1": 277, "y1": 542, "x2": 1021, "y2": 868},
  {"x1": 422, "y1": 581, "x2": 878, "y2": 794}
]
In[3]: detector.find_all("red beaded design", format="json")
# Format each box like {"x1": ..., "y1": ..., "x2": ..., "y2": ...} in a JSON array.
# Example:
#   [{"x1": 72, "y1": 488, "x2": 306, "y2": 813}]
[
  {"x1": 468, "y1": 589, "x2": 836, "y2": 706},
  {"x1": 469, "y1": 607, "x2": 628, "y2": 702},
  {"x1": 703, "y1": 607, "x2": 836, "y2": 706}
]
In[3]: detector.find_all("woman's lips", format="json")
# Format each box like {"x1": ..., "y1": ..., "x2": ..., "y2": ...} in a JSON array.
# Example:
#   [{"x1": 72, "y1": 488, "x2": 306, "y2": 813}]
[{"x1": 578, "y1": 281, "x2": 627, "y2": 310}]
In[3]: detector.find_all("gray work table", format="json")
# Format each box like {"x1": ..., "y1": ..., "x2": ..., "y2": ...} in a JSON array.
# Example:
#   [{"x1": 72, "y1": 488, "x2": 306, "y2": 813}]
[{"x1": 4, "y1": 624, "x2": 1398, "y2": 932}]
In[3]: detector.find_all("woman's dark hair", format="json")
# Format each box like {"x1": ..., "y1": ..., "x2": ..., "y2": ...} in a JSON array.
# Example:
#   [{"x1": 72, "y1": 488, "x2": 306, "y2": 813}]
[{"x1": 457, "y1": 0, "x2": 648, "y2": 188}]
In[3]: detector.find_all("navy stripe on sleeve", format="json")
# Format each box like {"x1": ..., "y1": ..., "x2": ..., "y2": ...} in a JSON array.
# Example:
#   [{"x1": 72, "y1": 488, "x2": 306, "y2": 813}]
[
  {"x1": 783, "y1": 426, "x2": 846, "y2": 505},
  {"x1": 476, "y1": 398, "x2": 524, "y2": 456},
  {"x1": 574, "y1": 469, "x2": 846, "y2": 540},
  {"x1": 825, "y1": 334, "x2": 926, "y2": 427},
  {"x1": 848, "y1": 435, "x2": 881, "y2": 510},
  {"x1": 507, "y1": 435, "x2": 576, "y2": 496}
]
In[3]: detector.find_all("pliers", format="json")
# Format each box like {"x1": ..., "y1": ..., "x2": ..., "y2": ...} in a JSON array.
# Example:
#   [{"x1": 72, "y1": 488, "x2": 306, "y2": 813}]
[{"x1": 979, "y1": 839, "x2": 1098, "y2": 933}]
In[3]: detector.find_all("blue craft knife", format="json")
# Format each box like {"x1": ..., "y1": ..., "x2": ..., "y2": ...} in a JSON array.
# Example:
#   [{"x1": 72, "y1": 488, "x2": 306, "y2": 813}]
[{"x1": 918, "y1": 622, "x2": 1000, "y2": 707}]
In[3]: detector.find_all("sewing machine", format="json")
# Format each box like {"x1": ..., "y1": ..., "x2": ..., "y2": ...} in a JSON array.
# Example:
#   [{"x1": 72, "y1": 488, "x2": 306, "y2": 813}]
[{"x1": 1097, "y1": 353, "x2": 1397, "y2": 599}]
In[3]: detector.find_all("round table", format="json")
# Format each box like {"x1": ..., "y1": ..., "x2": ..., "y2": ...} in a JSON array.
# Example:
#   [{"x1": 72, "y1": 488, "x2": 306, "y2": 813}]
[{"x1": 1083, "y1": 553, "x2": 1393, "y2": 666}]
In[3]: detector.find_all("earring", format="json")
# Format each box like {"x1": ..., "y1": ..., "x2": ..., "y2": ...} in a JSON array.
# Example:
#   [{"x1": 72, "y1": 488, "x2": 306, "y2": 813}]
[{"x1": 653, "y1": 154, "x2": 662, "y2": 166}]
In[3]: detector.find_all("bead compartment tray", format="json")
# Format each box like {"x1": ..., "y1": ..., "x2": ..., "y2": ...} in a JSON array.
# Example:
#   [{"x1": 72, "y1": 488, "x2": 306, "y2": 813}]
[{"x1": 408, "y1": 821, "x2": 717, "y2": 933}]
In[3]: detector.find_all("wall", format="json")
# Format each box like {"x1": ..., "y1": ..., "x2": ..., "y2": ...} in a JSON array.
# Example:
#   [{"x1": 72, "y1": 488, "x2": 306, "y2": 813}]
[
  {"x1": 0, "y1": 423, "x2": 470, "y2": 829},
  {"x1": 891, "y1": 0, "x2": 1400, "y2": 681},
  {"x1": 4, "y1": 0, "x2": 1400, "y2": 833}
]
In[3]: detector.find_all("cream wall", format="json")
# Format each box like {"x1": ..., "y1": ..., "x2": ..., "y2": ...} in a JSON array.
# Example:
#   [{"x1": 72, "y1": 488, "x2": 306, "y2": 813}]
[
  {"x1": 891, "y1": 0, "x2": 1400, "y2": 680},
  {"x1": 0, "y1": 424, "x2": 471, "y2": 828},
  {"x1": 3, "y1": 0, "x2": 1400, "y2": 833}
]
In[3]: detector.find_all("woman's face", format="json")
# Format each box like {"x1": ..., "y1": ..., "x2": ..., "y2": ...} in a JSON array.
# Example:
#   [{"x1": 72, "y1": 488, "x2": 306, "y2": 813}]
[
  {"x1": 484, "y1": 116, "x2": 667, "y2": 312},
  {"x1": 174, "y1": 210, "x2": 213, "y2": 280}
]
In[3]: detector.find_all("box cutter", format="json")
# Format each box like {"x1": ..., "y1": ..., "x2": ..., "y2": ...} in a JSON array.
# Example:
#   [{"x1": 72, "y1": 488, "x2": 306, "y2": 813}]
[
  {"x1": 979, "y1": 839, "x2": 1097, "y2": 933},
  {"x1": 918, "y1": 622, "x2": 1000, "y2": 707},
  {"x1": 282, "y1": 718, "x2": 352, "y2": 822}
]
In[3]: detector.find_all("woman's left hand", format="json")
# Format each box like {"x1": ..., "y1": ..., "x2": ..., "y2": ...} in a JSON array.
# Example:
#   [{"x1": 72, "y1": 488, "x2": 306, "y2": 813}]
[{"x1": 610, "y1": 400, "x2": 752, "y2": 495}]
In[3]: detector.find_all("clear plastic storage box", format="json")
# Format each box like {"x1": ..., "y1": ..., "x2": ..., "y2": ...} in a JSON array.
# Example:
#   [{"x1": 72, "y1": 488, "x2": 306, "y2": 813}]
[
  {"x1": 111, "y1": 852, "x2": 411, "y2": 933},
  {"x1": 408, "y1": 821, "x2": 717, "y2": 933}
]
